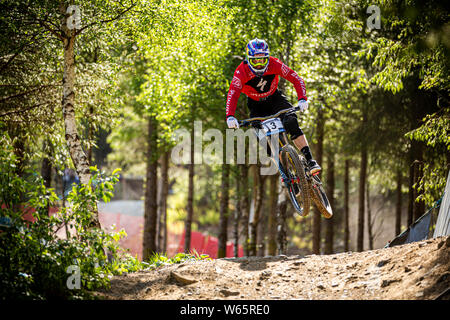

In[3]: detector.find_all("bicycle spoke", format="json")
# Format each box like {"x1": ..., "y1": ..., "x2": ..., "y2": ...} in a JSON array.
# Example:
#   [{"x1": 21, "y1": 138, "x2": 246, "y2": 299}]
[{"x1": 280, "y1": 145, "x2": 310, "y2": 217}]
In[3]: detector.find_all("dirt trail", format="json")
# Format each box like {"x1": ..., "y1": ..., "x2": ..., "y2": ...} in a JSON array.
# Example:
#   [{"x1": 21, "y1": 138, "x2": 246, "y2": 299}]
[{"x1": 97, "y1": 236, "x2": 450, "y2": 300}]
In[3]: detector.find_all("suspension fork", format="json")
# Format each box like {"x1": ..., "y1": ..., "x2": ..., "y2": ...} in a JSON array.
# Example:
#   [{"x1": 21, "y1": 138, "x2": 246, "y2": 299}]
[
  {"x1": 268, "y1": 131, "x2": 297, "y2": 188},
  {"x1": 253, "y1": 128, "x2": 296, "y2": 187}
]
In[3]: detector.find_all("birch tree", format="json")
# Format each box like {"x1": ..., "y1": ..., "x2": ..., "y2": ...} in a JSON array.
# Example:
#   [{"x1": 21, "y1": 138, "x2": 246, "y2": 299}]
[{"x1": 1, "y1": 0, "x2": 137, "y2": 228}]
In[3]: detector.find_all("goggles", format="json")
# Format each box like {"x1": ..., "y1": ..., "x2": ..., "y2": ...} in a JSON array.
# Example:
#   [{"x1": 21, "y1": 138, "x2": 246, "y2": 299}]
[{"x1": 248, "y1": 56, "x2": 269, "y2": 69}]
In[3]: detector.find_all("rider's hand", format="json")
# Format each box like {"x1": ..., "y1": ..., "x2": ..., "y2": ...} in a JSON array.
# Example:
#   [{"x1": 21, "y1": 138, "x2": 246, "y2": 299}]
[
  {"x1": 226, "y1": 116, "x2": 240, "y2": 129},
  {"x1": 298, "y1": 99, "x2": 308, "y2": 113}
]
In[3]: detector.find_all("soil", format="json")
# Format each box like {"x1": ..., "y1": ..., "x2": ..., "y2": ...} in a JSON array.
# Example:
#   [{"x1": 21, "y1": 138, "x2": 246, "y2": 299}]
[{"x1": 97, "y1": 236, "x2": 450, "y2": 300}]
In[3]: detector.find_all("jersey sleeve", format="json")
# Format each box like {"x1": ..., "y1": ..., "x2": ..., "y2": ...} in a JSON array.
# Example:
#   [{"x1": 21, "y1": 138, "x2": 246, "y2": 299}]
[
  {"x1": 226, "y1": 66, "x2": 245, "y2": 118},
  {"x1": 273, "y1": 58, "x2": 308, "y2": 101}
]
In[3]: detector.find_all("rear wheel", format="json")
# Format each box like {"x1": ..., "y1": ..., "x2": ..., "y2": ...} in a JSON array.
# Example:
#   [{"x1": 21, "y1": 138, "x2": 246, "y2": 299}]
[
  {"x1": 280, "y1": 144, "x2": 310, "y2": 217},
  {"x1": 308, "y1": 174, "x2": 333, "y2": 219}
]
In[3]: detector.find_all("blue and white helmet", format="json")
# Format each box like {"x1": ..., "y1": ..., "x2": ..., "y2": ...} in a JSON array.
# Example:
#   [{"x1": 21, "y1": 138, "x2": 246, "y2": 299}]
[{"x1": 246, "y1": 38, "x2": 270, "y2": 76}]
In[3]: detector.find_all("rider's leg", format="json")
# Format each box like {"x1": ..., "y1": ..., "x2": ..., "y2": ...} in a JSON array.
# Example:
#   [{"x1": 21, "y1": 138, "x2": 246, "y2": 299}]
[
  {"x1": 292, "y1": 134, "x2": 308, "y2": 150},
  {"x1": 293, "y1": 135, "x2": 312, "y2": 158},
  {"x1": 292, "y1": 134, "x2": 311, "y2": 159},
  {"x1": 283, "y1": 114, "x2": 321, "y2": 174},
  {"x1": 292, "y1": 135, "x2": 320, "y2": 173},
  {"x1": 292, "y1": 135, "x2": 321, "y2": 173}
]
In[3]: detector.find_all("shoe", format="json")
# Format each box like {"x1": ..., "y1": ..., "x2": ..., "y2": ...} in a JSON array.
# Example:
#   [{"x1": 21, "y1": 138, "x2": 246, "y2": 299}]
[{"x1": 307, "y1": 159, "x2": 321, "y2": 175}]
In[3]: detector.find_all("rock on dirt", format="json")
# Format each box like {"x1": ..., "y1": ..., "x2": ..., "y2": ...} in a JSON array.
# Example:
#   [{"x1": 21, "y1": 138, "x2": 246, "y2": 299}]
[
  {"x1": 170, "y1": 271, "x2": 198, "y2": 285},
  {"x1": 96, "y1": 236, "x2": 450, "y2": 300}
]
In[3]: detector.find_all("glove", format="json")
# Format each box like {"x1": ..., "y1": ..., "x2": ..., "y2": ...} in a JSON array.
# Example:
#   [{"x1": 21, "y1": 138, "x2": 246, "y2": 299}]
[
  {"x1": 298, "y1": 99, "x2": 308, "y2": 113},
  {"x1": 226, "y1": 116, "x2": 240, "y2": 129}
]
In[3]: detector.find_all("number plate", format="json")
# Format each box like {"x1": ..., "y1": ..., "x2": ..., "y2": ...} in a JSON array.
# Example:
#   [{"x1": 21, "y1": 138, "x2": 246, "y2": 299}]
[{"x1": 261, "y1": 118, "x2": 285, "y2": 136}]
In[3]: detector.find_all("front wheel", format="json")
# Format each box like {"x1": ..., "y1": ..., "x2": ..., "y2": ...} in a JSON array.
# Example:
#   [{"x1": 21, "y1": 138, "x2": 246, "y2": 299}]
[{"x1": 280, "y1": 144, "x2": 310, "y2": 217}]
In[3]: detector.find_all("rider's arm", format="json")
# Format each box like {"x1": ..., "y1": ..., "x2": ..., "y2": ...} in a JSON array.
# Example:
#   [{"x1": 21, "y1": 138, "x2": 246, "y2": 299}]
[
  {"x1": 226, "y1": 65, "x2": 246, "y2": 118},
  {"x1": 272, "y1": 58, "x2": 307, "y2": 101}
]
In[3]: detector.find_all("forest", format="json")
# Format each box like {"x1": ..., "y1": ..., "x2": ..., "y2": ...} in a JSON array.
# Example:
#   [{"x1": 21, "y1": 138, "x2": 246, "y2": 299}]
[{"x1": 0, "y1": 0, "x2": 449, "y2": 299}]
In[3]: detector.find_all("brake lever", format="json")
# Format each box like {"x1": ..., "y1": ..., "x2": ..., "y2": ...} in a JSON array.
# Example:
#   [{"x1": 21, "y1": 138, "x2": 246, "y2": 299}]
[{"x1": 239, "y1": 120, "x2": 250, "y2": 127}]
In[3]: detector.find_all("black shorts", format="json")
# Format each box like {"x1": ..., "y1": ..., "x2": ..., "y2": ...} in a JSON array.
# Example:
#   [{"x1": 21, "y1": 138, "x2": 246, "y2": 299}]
[
  {"x1": 247, "y1": 89, "x2": 293, "y2": 117},
  {"x1": 247, "y1": 89, "x2": 303, "y2": 139}
]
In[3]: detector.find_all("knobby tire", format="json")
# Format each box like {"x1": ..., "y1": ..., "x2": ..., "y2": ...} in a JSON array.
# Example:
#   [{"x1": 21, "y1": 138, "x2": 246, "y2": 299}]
[
  {"x1": 281, "y1": 144, "x2": 310, "y2": 217},
  {"x1": 309, "y1": 174, "x2": 333, "y2": 219}
]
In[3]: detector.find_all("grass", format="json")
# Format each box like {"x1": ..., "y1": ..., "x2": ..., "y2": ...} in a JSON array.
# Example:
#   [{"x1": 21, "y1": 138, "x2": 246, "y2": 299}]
[{"x1": 143, "y1": 249, "x2": 212, "y2": 270}]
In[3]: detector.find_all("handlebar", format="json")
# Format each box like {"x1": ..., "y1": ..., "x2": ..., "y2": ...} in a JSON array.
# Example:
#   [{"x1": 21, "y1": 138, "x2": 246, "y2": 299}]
[{"x1": 238, "y1": 106, "x2": 300, "y2": 127}]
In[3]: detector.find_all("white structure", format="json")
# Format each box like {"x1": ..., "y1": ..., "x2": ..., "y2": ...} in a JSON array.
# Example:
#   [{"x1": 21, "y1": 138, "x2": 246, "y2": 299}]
[{"x1": 433, "y1": 170, "x2": 450, "y2": 237}]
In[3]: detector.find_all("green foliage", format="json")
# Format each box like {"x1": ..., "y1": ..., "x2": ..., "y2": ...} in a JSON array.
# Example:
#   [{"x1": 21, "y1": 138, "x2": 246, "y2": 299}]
[
  {"x1": 306, "y1": 0, "x2": 448, "y2": 209},
  {"x1": 356, "y1": 0, "x2": 449, "y2": 93},
  {"x1": 1, "y1": 0, "x2": 449, "y2": 276},
  {"x1": 407, "y1": 108, "x2": 450, "y2": 151},
  {"x1": 145, "y1": 251, "x2": 211, "y2": 269},
  {"x1": 406, "y1": 107, "x2": 450, "y2": 206},
  {"x1": 0, "y1": 0, "x2": 132, "y2": 179},
  {"x1": 0, "y1": 134, "x2": 144, "y2": 299}
]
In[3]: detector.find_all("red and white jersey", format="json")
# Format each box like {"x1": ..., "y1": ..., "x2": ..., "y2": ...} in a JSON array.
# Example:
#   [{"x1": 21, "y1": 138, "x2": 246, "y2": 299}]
[{"x1": 226, "y1": 56, "x2": 307, "y2": 117}]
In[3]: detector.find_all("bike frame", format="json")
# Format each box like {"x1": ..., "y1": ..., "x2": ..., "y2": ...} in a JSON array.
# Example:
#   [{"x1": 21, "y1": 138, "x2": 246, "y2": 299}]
[
  {"x1": 238, "y1": 105, "x2": 332, "y2": 218},
  {"x1": 239, "y1": 106, "x2": 304, "y2": 187}
]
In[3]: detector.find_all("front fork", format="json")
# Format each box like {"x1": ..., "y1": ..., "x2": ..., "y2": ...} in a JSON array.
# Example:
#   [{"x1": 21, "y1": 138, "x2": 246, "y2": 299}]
[
  {"x1": 270, "y1": 132, "x2": 301, "y2": 190},
  {"x1": 254, "y1": 127, "x2": 307, "y2": 190}
]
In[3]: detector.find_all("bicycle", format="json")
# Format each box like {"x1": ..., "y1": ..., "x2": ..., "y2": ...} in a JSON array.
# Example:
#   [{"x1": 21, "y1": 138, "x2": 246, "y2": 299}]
[{"x1": 238, "y1": 106, "x2": 333, "y2": 219}]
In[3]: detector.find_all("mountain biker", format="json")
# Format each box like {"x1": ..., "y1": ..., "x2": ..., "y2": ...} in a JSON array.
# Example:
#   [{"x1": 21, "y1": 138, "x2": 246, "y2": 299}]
[{"x1": 226, "y1": 38, "x2": 321, "y2": 175}]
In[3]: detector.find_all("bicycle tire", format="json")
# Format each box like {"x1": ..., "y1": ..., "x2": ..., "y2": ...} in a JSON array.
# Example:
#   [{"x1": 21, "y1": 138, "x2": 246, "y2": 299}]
[
  {"x1": 280, "y1": 144, "x2": 310, "y2": 217},
  {"x1": 309, "y1": 174, "x2": 333, "y2": 219}
]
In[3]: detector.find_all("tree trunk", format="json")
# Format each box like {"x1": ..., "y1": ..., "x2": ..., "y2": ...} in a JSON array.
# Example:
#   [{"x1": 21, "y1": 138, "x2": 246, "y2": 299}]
[
  {"x1": 407, "y1": 156, "x2": 414, "y2": 227},
  {"x1": 413, "y1": 147, "x2": 425, "y2": 220},
  {"x1": 395, "y1": 169, "x2": 402, "y2": 236},
  {"x1": 248, "y1": 165, "x2": 257, "y2": 256},
  {"x1": 184, "y1": 124, "x2": 195, "y2": 253},
  {"x1": 366, "y1": 180, "x2": 374, "y2": 250},
  {"x1": 61, "y1": 10, "x2": 99, "y2": 228},
  {"x1": 87, "y1": 106, "x2": 94, "y2": 165},
  {"x1": 157, "y1": 150, "x2": 169, "y2": 253},
  {"x1": 255, "y1": 171, "x2": 266, "y2": 256},
  {"x1": 324, "y1": 152, "x2": 335, "y2": 254},
  {"x1": 249, "y1": 165, "x2": 265, "y2": 256},
  {"x1": 218, "y1": 163, "x2": 230, "y2": 258},
  {"x1": 41, "y1": 139, "x2": 52, "y2": 189},
  {"x1": 267, "y1": 174, "x2": 278, "y2": 256},
  {"x1": 240, "y1": 164, "x2": 250, "y2": 256},
  {"x1": 143, "y1": 115, "x2": 158, "y2": 260},
  {"x1": 41, "y1": 139, "x2": 53, "y2": 214},
  {"x1": 257, "y1": 196, "x2": 267, "y2": 257},
  {"x1": 408, "y1": 141, "x2": 425, "y2": 225},
  {"x1": 276, "y1": 179, "x2": 288, "y2": 255},
  {"x1": 312, "y1": 107, "x2": 324, "y2": 254},
  {"x1": 357, "y1": 147, "x2": 367, "y2": 252},
  {"x1": 447, "y1": 150, "x2": 450, "y2": 171},
  {"x1": 234, "y1": 167, "x2": 242, "y2": 257},
  {"x1": 61, "y1": 31, "x2": 89, "y2": 183},
  {"x1": 156, "y1": 164, "x2": 163, "y2": 253},
  {"x1": 162, "y1": 151, "x2": 169, "y2": 253},
  {"x1": 344, "y1": 159, "x2": 350, "y2": 252}
]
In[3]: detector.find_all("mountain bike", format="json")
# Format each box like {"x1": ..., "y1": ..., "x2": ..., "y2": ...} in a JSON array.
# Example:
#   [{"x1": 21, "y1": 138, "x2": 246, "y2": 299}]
[{"x1": 238, "y1": 106, "x2": 333, "y2": 219}]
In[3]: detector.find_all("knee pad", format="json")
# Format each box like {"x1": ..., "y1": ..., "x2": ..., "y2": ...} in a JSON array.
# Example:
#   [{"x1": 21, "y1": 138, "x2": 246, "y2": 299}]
[{"x1": 282, "y1": 114, "x2": 303, "y2": 140}]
